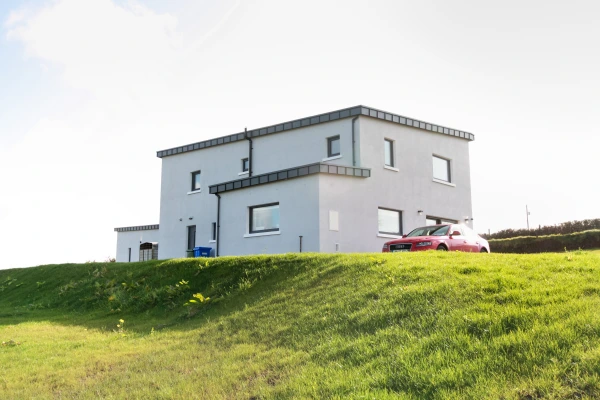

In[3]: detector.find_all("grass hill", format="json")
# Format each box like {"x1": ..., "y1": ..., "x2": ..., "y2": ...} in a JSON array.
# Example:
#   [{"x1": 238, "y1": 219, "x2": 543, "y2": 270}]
[{"x1": 1, "y1": 252, "x2": 600, "y2": 399}]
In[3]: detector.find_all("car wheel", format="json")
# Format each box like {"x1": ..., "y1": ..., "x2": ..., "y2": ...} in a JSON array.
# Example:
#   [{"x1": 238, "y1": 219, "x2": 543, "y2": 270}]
[
  {"x1": 480, "y1": 247, "x2": 488, "y2": 253},
  {"x1": 436, "y1": 245, "x2": 448, "y2": 251}
]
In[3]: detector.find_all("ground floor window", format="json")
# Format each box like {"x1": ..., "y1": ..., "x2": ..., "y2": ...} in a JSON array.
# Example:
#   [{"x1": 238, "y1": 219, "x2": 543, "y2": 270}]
[
  {"x1": 139, "y1": 242, "x2": 158, "y2": 261},
  {"x1": 250, "y1": 203, "x2": 280, "y2": 233},
  {"x1": 378, "y1": 207, "x2": 402, "y2": 235}
]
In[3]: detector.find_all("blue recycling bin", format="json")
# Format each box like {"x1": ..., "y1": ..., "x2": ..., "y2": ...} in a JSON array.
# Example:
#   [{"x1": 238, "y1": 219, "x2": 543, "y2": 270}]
[{"x1": 193, "y1": 246, "x2": 212, "y2": 258}]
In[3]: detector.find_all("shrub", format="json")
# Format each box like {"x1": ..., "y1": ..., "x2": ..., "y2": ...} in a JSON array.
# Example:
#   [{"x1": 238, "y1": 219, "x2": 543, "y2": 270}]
[
  {"x1": 482, "y1": 218, "x2": 600, "y2": 240},
  {"x1": 489, "y1": 229, "x2": 600, "y2": 253}
]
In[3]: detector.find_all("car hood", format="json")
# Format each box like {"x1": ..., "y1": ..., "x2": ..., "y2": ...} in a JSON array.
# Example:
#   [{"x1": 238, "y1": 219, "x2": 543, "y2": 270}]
[{"x1": 387, "y1": 236, "x2": 443, "y2": 244}]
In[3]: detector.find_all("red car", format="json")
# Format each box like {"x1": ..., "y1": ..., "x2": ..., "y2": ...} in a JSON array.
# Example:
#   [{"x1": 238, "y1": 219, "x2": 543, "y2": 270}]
[{"x1": 382, "y1": 224, "x2": 490, "y2": 253}]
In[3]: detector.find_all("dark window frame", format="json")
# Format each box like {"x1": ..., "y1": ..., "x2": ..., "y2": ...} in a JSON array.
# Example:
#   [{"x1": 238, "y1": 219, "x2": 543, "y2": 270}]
[
  {"x1": 187, "y1": 225, "x2": 196, "y2": 251},
  {"x1": 191, "y1": 170, "x2": 201, "y2": 191},
  {"x1": 432, "y1": 155, "x2": 451, "y2": 183},
  {"x1": 242, "y1": 158, "x2": 249, "y2": 172},
  {"x1": 384, "y1": 138, "x2": 394, "y2": 167},
  {"x1": 249, "y1": 202, "x2": 280, "y2": 234},
  {"x1": 378, "y1": 207, "x2": 403, "y2": 235},
  {"x1": 327, "y1": 135, "x2": 340, "y2": 157}
]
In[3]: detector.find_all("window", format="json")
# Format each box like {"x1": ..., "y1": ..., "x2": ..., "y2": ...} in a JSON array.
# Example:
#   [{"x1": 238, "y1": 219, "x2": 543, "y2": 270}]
[
  {"x1": 327, "y1": 136, "x2": 340, "y2": 157},
  {"x1": 384, "y1": 139, "x2": 394, "y2": 167},
  {"x1": 211, "y1": 222, "x2": 217, "y2": 241},
  {"x1": 432, "y1": 156, "x2": 451, "y2": 182},
  {"x1": 378, "y1": 208, "x2": 402, "y2": 235},
  {"x1": 187, "y1": 225, "x2": 196, "y2": 250},
  {"x1": 250, "y1": 203, "x2": 280, "y2": 234},
  {"x1": 242, "y1": 158, "x2": 249, "y2": 172},
  {"x1": 191, "y1": 170, "x2": 201, "y2": 191}
]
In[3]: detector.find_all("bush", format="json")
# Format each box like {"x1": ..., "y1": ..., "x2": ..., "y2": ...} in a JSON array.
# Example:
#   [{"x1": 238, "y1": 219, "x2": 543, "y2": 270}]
[
  {"x1": 482, "y1": 218, "x2": 600, "y2": 240},
  {"x1": 489, "y1": 229, "x2": 600, "y2": 253}
]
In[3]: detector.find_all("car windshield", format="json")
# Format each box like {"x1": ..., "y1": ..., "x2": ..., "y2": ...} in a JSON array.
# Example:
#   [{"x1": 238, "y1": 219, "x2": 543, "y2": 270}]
[{"x1": 406, "y1": 225, "x2": 450, "y2": 237}]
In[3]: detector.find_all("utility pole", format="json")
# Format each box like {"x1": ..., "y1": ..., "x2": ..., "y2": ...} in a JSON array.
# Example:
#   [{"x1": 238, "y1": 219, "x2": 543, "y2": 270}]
[{"x1": 526, "y1": 205, "x2": 530, "y2": 230}]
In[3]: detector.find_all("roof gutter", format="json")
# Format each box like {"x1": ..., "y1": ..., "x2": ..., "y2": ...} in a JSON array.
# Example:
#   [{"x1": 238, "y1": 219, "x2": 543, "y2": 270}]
[
  {"x1": 245, "y1": 128, "x2": 253, "y2": 177},
  {"x1": 352, "y1": 116, "x2": 358, "y2": 167}
]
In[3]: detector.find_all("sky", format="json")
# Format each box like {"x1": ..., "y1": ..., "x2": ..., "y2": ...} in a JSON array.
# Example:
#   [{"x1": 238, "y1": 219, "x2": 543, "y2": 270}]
[{"x1": 1, "y1": 0, "x2": 598, "y2": 269}]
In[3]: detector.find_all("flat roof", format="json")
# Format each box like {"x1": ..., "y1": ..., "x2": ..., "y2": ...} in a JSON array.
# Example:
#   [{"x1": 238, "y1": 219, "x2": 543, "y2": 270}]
[
  {"x1": 156, "y1": 105, "x2": 474, "y2": 158},
  {"x1": 114, "y1": 224, "x2": 159, "y2": 232}
]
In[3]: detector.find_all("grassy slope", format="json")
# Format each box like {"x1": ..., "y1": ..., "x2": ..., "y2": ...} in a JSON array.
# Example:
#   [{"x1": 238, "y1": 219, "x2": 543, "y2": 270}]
[{"x1": 1, "y1": 252, "x2": 600, "y2": 399}]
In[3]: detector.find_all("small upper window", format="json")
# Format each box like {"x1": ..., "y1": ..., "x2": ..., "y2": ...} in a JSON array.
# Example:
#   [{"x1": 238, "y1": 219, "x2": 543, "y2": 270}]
[
  {"x1": 432, "y1": 156, "x2": 451, "y2": 182},
  {"x1": 242, "y1": 158, "x2": 249, "y2": 172},
  {"x1": 384, "y1": 139, "x2": 394, "y2": 167},
  {"x1": 250, "y1": 203, "x2": 280, "y2": 234},
  {"x1": 191, "y1": 171, "x2": 201, "y2": 191},
  {"x1": 328, "y1": 136, "x2": 340, "y2": 157}
]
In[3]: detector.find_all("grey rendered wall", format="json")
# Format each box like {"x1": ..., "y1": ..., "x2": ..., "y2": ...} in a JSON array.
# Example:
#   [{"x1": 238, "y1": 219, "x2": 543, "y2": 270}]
[
  {"x1": 158, "y1": 119, "x2": 357, "y2": 259},
  {"x1": 115, "y1": 229, "x2": 160, "y2": 262},
  {"x1": 158, "y1": 141, "x2": 248, "y2": 259},
  {"x1": 218, "y1": 175, "x2": 320, "y2": 256},
  {"x1": 318, "y1": 117, "x2": 473, "y2": 253}
]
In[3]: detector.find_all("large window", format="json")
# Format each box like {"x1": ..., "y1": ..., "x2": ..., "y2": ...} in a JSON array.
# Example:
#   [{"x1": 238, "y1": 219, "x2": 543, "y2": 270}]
[
  {"x1": 250, "y1": 203, "x2": 280, "y2": 234},
  {"x1": 187, "y1": 225, "x2": 196, "y2": 250},
  {"x1": 378, "y1": 207, "x2": 402, "y2": 235},
  {"x1": 191, "y1": 170, "x2": 201, "y2": 191},
  {"x1": 242, "y1": 158, "x2": 249, "y2": 172},
  {"x1": 432, "y1": 156, "x2": 451, "y2": 182},
  {"x1": 327, "y1": 136, "x2": 340, "y2": 157},
  {"x1": 384, "y1": 139, "x2": 394, "y2": 167}
]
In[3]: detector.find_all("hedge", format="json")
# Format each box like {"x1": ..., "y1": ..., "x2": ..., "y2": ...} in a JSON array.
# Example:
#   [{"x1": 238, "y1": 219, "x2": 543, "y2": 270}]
[
  {"x1": 489, "y1": 229, "x2": 600, "y2": 254},
  {"x1": 482, "y1": 218, "x2": 600, "y2": 240}
]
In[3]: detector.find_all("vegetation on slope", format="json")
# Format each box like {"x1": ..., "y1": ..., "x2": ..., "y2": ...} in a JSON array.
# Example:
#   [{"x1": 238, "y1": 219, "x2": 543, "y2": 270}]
[
  {"x1": 1, "y1": 252, "x2": 600, "y2": 399},
  {"x1": 490, "y1": 229, "x2": 600, "y2": 253}
]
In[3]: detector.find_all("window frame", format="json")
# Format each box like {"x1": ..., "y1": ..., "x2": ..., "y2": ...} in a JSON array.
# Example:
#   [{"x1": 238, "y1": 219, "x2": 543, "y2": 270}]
[
  {"x1": 384, "y1": 138, "x2": 394, "y2": 167},
  {"x1": 378, "y1": 207, "x2": 402, "y2": 236},
  {"x1": 249, "y1": 202, "x2": 280, "y2": 234},
  {"x1": 432, "y1": 155, "x2": 451, "y2": 183},
  {"x1": 327, "y1": 135, "x2": 341, "y2": 157},
  {"x1": 191, "y1": 170, "x2": 201, "y2": 191},
  {"x1": 242, "y1": 158, "x2": 249, "y2": 173}
]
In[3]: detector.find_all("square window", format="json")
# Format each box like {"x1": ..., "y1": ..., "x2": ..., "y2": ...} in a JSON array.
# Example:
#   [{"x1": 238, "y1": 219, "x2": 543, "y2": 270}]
[
  {"x1": 433, "y1": 156, "x2": 451, "y2": 182},
  {"x1": 242, "y1": 158, "x2": 249, "y2": 172},
  {"x1": 327, "y1": 136, "x2": 340, "y2": 157},
  {"x1": 250, "y1": 203, "x2": 280, "y2": 234},
  {"x1": 384, "y1": 139, "x2": 394, "y2": 167},
  {"x1": 378, "y1": 208, "x2": 402, "y2": 235},
  {"x1": 191, "y1": 171, "x2": 201, "y2": 191}
]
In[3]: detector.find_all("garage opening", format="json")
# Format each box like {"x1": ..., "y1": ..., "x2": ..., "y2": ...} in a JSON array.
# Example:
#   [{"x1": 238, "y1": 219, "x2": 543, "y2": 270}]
[{"x1": 139, "y1": 242, "x2": 158, "y2": 261}]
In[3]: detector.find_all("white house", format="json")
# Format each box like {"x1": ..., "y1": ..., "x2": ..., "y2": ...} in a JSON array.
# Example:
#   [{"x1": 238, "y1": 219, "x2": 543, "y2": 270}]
[{"x1": 114, "y1": 105, "x2": 475, "y2": 262}]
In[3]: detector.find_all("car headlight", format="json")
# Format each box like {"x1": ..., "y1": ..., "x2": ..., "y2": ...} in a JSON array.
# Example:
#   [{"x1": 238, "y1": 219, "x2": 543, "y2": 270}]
[{"x1": 415, "y1": 241, "x2": 432, "y2": 247}]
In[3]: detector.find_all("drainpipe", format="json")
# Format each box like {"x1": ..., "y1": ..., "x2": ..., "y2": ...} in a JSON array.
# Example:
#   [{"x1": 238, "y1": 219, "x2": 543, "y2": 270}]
[
  {"x1": 351, "y1": 116, "x2": 358, "y2": 167},
  {"x1": 215, "y1": 194, "x2": 221, "y2": 257},
  {"x1": 245, "y1": 128, "x2": 253, "y2": 177}
]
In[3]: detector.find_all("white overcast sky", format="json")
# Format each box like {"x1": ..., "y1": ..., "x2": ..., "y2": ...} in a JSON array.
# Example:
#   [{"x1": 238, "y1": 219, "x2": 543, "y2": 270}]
[{"x1": 1, "y1": 0, "x2": 598, "y2": 269}]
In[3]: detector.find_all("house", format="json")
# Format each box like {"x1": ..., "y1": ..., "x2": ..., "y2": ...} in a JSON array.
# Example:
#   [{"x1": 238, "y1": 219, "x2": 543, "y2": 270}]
[{"x1": 114, "y1": 105, "x2": 474, "y2": 261}]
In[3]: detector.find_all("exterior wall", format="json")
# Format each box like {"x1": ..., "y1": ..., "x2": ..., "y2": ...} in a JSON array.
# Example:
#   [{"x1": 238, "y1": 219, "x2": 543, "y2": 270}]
[
  {"x1": 251, "y1": 118, "x2": 355, "y2": 174},
  {"x1": 218, "y1": 175, "x2": 320, "y2": 256},
  {"x1": 319, "y1": 117, "x2": 471, "y2": 252},
  {"x1": 157, "y1": 119, "x2": 357, "y2": 259},
  {"x1": 115, "y1": 229, "x2": 160, "y2": 262}
]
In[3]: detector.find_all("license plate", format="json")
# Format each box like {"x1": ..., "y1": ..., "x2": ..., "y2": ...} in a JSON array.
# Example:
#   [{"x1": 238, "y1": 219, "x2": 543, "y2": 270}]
[{"x1": 392, "y1": 249, "x2": 410, "y2": 252}]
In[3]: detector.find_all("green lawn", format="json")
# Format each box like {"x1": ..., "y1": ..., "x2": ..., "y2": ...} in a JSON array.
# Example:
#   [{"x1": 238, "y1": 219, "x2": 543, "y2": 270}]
[{"x1": 1, "y1": 251, "x2": 600, "y2": 399}]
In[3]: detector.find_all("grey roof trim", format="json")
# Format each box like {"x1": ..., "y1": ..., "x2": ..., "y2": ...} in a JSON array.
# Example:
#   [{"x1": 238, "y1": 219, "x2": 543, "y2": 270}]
[
  {"x1": 156, "y1": 105, "x2": 474, "y2": 158},
  {"x1": 114, "y1": 224, "x2": 159, "y2": 232},
  {"x1": 209, "y1": 162, "x2": 371, "y2": 195}
]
